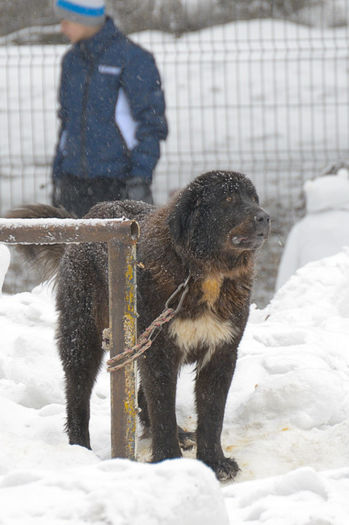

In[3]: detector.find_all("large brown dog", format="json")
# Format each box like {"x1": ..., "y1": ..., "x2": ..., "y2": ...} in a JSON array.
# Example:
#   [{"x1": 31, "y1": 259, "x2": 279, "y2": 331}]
[{"x1": 9, "y1": 170, "x2": 269, "y2": 481}]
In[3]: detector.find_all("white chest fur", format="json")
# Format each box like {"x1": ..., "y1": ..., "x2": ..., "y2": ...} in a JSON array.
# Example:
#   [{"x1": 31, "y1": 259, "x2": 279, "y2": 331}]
[{"x1": 169, "y1": 311, "x2": 237, "y2": 368}]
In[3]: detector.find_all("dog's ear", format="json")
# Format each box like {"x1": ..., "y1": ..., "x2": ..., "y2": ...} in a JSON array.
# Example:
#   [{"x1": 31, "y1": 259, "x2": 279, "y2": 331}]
[{"x1": 168, "y1": 185, "x2": 199, "y2": 246}]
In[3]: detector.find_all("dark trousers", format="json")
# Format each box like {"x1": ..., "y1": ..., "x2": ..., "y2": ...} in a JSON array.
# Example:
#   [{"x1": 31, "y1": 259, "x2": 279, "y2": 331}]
[{"x1": 53, "y1": 174, "x2": 127, "y2": 218}]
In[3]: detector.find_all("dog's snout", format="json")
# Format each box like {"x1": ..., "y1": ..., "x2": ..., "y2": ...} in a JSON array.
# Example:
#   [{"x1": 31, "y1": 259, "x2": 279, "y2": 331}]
[
  {"x1": 254, "y1": 210, "x2": 270, "y2": 237},
  {"x1": 254, "y1": 210, "x2": 270, "y2": 225}
]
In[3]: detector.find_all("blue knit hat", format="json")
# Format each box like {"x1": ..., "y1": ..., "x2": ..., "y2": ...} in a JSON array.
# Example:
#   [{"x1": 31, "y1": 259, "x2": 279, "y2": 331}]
[{"x1": 54, "y1": 0, "x2": 106, "y2": 26}]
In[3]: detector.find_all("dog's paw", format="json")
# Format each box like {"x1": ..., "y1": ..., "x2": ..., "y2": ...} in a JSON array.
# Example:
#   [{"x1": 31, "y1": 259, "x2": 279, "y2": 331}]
[
  {"x1": 209, "y1": 457, "x2": 240, "y2": 482},
  {"x1": 178, "y1": 427, "x2": 196, "y2": 451}
]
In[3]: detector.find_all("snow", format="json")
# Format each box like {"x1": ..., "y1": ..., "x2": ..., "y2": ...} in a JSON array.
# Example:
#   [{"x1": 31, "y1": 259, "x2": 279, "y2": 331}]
[
  {"x1": 305, "y1": 169, "x2": 349, "y2": 214},
  {"x1": 276, "y1": 169, "x2": 349, "y2": 289},
  {"x1": 1, "y1": 459, "x2": 228, "y2": 525},
  {"x1": 1, "y1": 243, "x2": 349, "y2": 523},
  {"x1": 223, "y1": 467, "x2": 349, "y2": 524},
  {"x1": 0, "y1": 218, "x2": 128, "y2": 227}
]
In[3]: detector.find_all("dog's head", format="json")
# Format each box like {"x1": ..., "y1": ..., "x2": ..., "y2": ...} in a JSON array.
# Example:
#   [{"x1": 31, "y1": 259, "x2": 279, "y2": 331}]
[{"x1": 168, "y1": 171, "x2": 270, "y2": 260}]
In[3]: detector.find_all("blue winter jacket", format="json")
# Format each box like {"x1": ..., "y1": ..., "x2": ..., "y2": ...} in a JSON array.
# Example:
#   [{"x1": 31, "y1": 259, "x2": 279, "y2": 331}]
[{"x1": 53, "y1": 17, "x2": 168, "y2": 181}]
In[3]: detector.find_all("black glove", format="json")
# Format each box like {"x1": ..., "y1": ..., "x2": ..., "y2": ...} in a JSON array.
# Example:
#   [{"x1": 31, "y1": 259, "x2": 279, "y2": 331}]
[{"x1": 125, "y1": 176, "x2": 153, "y2": 204}]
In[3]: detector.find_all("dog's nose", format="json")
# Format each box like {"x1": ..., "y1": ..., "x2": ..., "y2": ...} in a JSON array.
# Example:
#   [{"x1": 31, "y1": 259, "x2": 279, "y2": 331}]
[
  {"x1": 254, "y1": 210, "x2": 270, "y2": 224},
  {"x1": 254, "y1": 210, "x2": 270, "y2": 232}
]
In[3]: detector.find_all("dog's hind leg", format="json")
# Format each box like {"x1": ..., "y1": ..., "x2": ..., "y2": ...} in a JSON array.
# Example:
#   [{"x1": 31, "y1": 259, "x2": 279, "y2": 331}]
[
  {"x1": 138, "y1": 383, "x2": 195, "y2": 449},
  {"x1": 56, "y1": 251, "x2": 106, "y2": 449},
  {"x1": 58, "y1": 308, "x2": 103, "y2": 449},
  {"x1": 195, "y1": 345, "x2": 239, "y2": 481}
]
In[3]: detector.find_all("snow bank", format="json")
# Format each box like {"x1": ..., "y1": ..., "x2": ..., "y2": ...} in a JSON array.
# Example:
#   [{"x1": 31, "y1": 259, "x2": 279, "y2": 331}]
[
  {"x1": 223, "y1": 466, "x2": 349, "y2": 524},
  {"x1": 305, "y1": 169, "x2": 349, "y2": 214},
  {"x1": 1, "y1": 249, "x2": 349, "y2": 522},
  {"x1": 1, "y1": 459, "x2": 228, "y2": 525},
  {"x1": 276, "y1": 170, "x2": 349, "y2": 290},
  {"x1": 0, "y1": 284, "x2": 228, "y2": 524},
  {"x1": 217, "y1": 248, "x2": 349, "y2": 483}
]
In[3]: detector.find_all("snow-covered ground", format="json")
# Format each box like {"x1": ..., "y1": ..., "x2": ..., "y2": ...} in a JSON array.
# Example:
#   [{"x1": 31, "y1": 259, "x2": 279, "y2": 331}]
[{"x1": 1, "y1": 242, "x2": 349, "y2": 523}]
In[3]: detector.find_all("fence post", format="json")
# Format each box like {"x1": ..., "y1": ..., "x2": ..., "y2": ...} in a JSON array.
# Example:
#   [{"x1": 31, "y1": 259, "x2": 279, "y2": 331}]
[
  {"x1": 0, "y1": 217, "x2": 139, "y2": 460},
  {"x1": 108, "y1": 238, "x2": 137, "y2": 459}
]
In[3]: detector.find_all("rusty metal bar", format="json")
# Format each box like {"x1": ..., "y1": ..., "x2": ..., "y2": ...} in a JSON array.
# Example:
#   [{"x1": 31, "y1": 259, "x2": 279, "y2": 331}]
[
  {"x1": 108, "y1": 238, "x2": 137, "y2": 459},
  {"x1": 0, "y1": 218, "x2": 139, "y2": 244},
  {"x1": 0, "y1": 217, "x2": 139, "y2": 461}
]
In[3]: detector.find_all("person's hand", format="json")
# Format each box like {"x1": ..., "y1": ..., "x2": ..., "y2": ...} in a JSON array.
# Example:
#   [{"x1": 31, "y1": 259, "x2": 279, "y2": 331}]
[{"x1": 125, "y1": 176, "x2": 153, "y2": 204}]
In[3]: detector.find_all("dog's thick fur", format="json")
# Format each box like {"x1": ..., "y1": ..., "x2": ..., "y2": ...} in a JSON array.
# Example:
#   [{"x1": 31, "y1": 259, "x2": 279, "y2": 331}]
[{"x1": 9, "y1": 171, "x2": 269, "y2": 481}]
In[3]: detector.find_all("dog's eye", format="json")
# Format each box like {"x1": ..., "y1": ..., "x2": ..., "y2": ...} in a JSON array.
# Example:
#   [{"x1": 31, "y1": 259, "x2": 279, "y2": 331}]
[{"x1": 248, "y1": 193, "x2": 259, "y2": 204}]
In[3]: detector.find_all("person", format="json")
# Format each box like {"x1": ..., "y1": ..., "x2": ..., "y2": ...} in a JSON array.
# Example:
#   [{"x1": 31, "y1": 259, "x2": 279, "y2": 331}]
[
  {"x1": 276, "y1": 169, "x2": 349, "y2": 290},
  {"x1": 52, "y1": 0, "x2": 168, "y2": 217}
]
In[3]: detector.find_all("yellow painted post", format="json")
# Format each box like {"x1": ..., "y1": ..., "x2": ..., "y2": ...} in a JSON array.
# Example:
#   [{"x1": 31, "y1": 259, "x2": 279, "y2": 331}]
[{"x1": 108, "y1": 238, "x2": 138, "y2": 459}]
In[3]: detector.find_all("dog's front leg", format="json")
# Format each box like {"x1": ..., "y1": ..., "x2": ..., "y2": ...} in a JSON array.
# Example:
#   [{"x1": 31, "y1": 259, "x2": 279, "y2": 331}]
[
  {"x1": 138, "y1": 337, "x2": 182, "y2": 462},
  {"x1": 195, "y1": 345, "x2": 239, "y2": 481}
]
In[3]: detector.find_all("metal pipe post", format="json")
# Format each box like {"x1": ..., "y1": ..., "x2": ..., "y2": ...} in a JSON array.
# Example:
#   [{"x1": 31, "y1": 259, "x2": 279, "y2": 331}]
[{"x1": 108, "y1": 238, "x2": 138, "y2": 459}]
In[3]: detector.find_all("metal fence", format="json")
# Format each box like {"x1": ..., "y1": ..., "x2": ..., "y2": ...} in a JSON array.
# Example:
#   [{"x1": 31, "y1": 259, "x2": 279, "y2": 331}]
[
  {"x1": 0, "y1": 215, "x2": 139, "y2": 459},
  {"x1": 1, "y1": 1, "x2": 349, "y2": 303}
]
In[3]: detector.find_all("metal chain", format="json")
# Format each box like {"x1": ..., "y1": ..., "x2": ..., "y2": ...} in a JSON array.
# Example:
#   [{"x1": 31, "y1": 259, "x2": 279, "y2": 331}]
[{"x1": 106, "y1": 275, "x2": 190, "y2": 373}]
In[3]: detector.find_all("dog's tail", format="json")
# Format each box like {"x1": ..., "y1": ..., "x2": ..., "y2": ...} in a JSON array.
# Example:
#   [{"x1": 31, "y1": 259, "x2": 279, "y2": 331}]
[{"x1": 6, "y1": 204, "x2": 74, "y2": 282}]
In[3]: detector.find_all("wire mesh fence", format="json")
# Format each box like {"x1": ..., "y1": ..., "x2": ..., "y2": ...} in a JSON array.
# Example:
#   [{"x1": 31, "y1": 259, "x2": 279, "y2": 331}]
[{"x1": 1, "y1": 1, "x2": 349, "y2": 302}]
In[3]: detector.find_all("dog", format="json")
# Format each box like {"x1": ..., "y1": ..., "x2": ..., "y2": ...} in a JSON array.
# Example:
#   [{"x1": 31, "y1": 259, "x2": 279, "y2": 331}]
[{"x1": 8, "y1": 170, "x2": 269, "y2": 481}]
